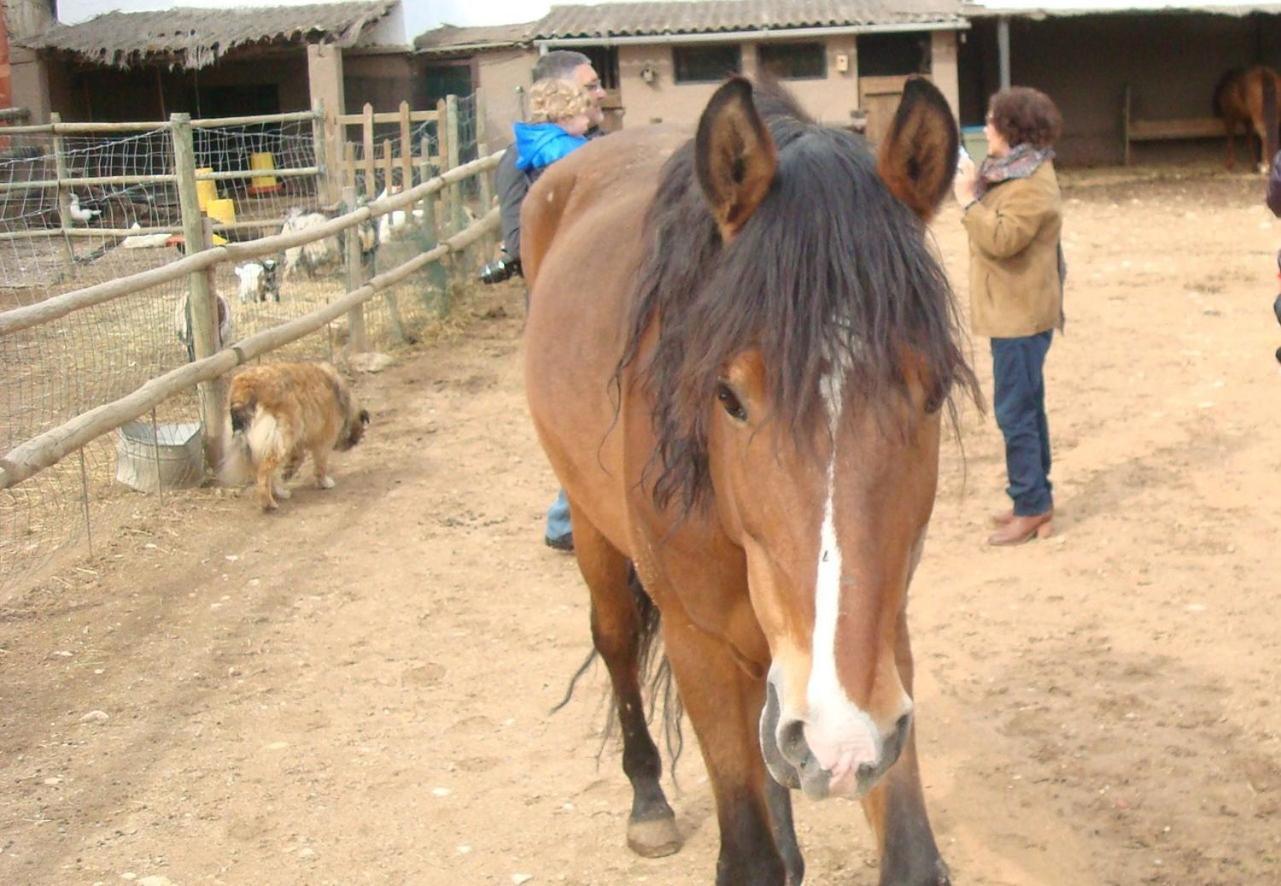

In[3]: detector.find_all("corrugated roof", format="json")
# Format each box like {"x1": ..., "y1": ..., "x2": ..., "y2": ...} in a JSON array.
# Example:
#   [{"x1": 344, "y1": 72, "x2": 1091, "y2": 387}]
[
  {"x1": 534, "y1": 0, "x2": 965, "y2": 39},
  {"x1": 24, "y1": 1, "x2": 395, "y2": 69},
  {"x1": 965, "y1": 0, "x2": 1281, "y2": 13},
  {"x1": 414, "y1": 22, "x2": 536, "y2": 54}
]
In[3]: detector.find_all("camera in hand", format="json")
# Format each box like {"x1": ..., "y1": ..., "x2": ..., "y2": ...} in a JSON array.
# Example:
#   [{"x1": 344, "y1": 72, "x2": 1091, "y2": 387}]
[{"x1": 479, "y1": 254, "x2": 522, "y2": 285}]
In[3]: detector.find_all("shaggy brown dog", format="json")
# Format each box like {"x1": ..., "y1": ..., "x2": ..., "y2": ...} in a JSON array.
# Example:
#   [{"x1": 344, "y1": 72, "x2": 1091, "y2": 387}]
[{"x1": 222, "y1": 362, "x2": 370, "y2": 511}]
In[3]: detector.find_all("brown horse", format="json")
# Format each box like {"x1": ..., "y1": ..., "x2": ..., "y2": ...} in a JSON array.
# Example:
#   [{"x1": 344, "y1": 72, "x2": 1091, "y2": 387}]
[
  {"x1": 1214, "y1": 65, "x2": 1281, "y2": 172},
  {"x1": 523, "y1": 76, "x2": 976, "y2": 885}
]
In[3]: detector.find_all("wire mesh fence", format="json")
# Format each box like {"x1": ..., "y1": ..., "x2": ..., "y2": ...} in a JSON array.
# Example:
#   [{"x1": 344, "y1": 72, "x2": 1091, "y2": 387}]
[{"x1": 0, "y1": 92, "x2": 500, "y2": 598}]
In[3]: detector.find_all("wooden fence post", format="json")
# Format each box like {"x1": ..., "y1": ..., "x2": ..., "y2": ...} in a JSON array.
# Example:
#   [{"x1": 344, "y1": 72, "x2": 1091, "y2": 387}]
[
  {"x1": 381, "y1": 138, "x2": 394, "y2": 194},
  {"x1": 473, "y1": 87, "x2": 496, "y2": 257},
  {"x1": 171, "y1": 112, "x2": 225, "y2": 471},
  {"x1": 419, "y1": 135, "x2": 447, "y2": 311},
  {"x1": 398, "y1": 100, "x2": 413, "y2": 191},
  {"x1": 435, "y1": 97, "x2": 449, "y2": 231},
  {"x1": 344, "y1": 141, "x2": 356, "y2": 194},
  {"x1": 311, "y1": 98, "x2": 337, "y2": 206},
  {"x1": 49, "y1": 112, "x2": 74, "y2": 263},
  {"x1": 444, "y1": 95, "x2": 465, "y2": 283},
  {"x1": 342, "y1": 184, "x2": 368, "y2": 352},
  {"x1": 445, "y1": 95, "x2": 464, "y2": 229},
  {"x1": 362, "y1": 102, "x2": 376, "y2": 198}
]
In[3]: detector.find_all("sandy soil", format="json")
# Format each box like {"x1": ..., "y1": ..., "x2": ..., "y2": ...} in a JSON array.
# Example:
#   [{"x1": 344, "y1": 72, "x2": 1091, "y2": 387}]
[{"x1": 2, "y1": 166, "x2": 1280, "y2": 886}]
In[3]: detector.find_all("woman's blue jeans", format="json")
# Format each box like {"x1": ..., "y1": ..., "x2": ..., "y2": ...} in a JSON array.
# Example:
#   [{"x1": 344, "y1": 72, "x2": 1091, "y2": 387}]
[
  {"x1": 546, "y1": 489, "x2": 572, "y2": 542},
  {"x1": 991, "y1": 331, "x2": 1054, "y2": 516}
]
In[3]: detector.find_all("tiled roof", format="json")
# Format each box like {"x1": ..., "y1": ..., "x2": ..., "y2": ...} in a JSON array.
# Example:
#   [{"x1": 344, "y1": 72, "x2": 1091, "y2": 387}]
[
  {"x1": 534, "y1": 0, "x2": 965, "y2": 39},
  {"x1": 25, "y1": 2, "x2": 395, "y2": 69},
  {"x1": 414, "y1": 22, "x2": 536, "y2": 53}
]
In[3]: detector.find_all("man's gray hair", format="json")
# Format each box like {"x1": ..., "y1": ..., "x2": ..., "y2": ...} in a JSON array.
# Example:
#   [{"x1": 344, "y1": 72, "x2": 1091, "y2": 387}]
[{"x1": 532, "y1": 50, "x2": 591, "y2": 84}]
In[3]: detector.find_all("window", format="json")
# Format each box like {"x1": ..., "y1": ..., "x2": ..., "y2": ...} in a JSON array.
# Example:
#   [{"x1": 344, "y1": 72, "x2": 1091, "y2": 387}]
[
  {"x1": 857, "y1": 33, "x2": 932, "y2": 77},
  {"x1": 673, "y1": 44, "x2": 742, "y2": 83},
  {"x1": 578, "y1": 46, "x2": 621, "y2": 91},
  {"x1": 758, "y1": 42, "x2": 826, "y2": 80}
]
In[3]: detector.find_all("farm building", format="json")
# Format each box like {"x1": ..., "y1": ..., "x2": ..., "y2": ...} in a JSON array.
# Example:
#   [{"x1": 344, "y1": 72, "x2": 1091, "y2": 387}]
[
  {"x1": 7, "y1": 0, "x2": 417, "y2": 123},
  {"x1": 419, "y1": 0, "x2": 1281, "y2": 167},
  {"x1": 417, "y1": 0, "x2": 970, "y2": 147},
  {"x1": 960, "y1": 0, "x2": 1281, "y2": 165}
]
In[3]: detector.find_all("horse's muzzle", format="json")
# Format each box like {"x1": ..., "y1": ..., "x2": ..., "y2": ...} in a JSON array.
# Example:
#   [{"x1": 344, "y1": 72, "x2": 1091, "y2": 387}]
[{"x1": 760, "y1": 677, "x2": 911, "y2": 800}]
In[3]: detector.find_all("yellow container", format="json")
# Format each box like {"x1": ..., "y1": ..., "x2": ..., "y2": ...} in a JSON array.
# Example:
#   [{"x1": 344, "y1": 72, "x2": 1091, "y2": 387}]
[
  {"x1": 206, "y1": 197, "x2": 236, "y2": 227},
  {"x1": 249, "y1": 152, "x2": 281, "y2": 194},
  {"x1": 195, "y1": 167, "x2": 217, "y2": 210}
]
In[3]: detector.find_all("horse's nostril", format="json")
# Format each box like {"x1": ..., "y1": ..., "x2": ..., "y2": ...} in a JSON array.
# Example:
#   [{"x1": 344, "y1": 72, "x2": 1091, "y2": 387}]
[
  {"x1": 779, "y1": 719, "x2": 809, "y2": 764},
  {"x1": 895, "y1": 711, "x2": 912, "y2": 739}
]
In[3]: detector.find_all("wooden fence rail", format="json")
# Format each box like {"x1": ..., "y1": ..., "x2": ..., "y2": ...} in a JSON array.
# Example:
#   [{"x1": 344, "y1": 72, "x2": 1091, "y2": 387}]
[
  {"x1": 0, "y1": 109, "x2": 320, "y2": 136},
  {"x1": 0, "y1": 207, "x2": 498, "y2": 491},
  {"x1": 0, "y1": 150, "x2": 502, "y2": 337},
  {"x1": 0, "y1": 94, "x2": 495, "y2": 590}
]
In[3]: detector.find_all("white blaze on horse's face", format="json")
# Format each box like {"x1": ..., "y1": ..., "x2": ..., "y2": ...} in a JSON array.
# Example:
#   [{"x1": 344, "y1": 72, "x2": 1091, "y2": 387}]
[
  {"x1": 800, "y1": 361, "x2": 912, "y2": 797},
  {"x1": 752, "y1": 357, "x2": 922, "y2": 801},
  {"x1": 714, "y1": 348, "x2": 935, "y2": 800}
]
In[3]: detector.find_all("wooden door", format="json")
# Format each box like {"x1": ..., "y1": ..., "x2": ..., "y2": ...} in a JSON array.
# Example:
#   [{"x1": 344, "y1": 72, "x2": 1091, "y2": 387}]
[{"x1": 859, "y1": 75, "x2": 918, "y2": 146}]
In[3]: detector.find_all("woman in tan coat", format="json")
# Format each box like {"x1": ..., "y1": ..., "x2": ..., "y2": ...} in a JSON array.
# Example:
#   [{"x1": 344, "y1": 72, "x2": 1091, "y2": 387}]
[{"x1": 954, "y1": 87, "x2": 1064, "y2": 545}]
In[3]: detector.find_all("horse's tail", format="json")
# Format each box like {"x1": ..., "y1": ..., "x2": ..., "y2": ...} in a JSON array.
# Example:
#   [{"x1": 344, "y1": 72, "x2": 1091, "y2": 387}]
[
  {"x1": 551, "y1": 564, "x2": 685, "y2": 776},
  {"x1": 1213, "y1": 67, "x2": 1243, "y2": 118}
]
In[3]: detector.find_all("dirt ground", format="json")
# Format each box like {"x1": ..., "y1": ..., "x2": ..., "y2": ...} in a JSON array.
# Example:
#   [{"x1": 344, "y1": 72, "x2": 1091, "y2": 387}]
[{"x1": 2, "y1": 165, "x2": 1280, "y2": 886}]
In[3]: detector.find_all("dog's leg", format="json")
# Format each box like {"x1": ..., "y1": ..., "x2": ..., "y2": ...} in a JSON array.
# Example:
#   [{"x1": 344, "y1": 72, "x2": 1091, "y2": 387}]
[
  {"x1": 281, "y1": 447, "x2": 305, "y2": 482},
  {"x1": 312, "y1": 447, "x2": 335, "y2": 489},
  {"x1": 256, "y1": 453, "x2": 281, "y2": 511}
]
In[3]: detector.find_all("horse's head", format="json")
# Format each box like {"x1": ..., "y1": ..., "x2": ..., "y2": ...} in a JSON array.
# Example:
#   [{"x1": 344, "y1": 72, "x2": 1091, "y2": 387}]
[{"x1": 631, "y1": 77, "x2": 974, "y2": 800}]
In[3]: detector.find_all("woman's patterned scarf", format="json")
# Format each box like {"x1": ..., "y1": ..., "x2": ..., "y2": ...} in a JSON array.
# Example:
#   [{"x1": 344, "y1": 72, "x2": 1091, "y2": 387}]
[{"x1": 975, "y1": 144, "x2": 1055, "y2": 197}]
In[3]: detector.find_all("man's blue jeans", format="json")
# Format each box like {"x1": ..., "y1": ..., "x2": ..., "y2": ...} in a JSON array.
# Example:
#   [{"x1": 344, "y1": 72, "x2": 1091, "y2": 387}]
[
  {"x1": 546, "y1": 489, "x2": 572, "y2": 542},
  {"x1": 991, "y1": 331, "x2": 1054, "y2": 517}
]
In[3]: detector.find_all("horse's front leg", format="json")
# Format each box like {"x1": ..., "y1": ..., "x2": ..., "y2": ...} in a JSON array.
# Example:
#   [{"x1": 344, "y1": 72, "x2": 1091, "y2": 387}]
[
  {"x1": 764, "y1": 766, "x2": 805, "y2": 885},
  {"x1": 571, "y1": 513, "x2": 681, "y2": 858},
  {"x1": 861, "y1": 611, "x2": 949, "y2": 886},
  {"x1": 662, "y1": 614, "x2": 790, "y2": 886}
]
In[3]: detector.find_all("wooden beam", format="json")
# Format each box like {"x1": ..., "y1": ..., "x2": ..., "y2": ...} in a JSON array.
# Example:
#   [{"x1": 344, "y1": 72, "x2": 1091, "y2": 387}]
[
  {"x1": 0, "y1": 209, "x2": 500, "y2": 491},
  {"x1": 0, "y1": 151, "x2": 505, "y2": 337}
]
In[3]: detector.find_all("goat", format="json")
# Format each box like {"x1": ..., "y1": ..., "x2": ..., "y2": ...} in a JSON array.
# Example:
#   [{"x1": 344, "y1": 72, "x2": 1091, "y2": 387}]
[
  {"x1": 281, "y1": 208, "x2": 342, "y2": 279},
  {"x1": 374, "y1": 187, "x2": 426, "y2": 245},
  {"x1": 233, "y1": 258, "x2": 281, "y2": 303},
  {"x1": 174, "y1": 292, "x2": 233, "y2": 362}
]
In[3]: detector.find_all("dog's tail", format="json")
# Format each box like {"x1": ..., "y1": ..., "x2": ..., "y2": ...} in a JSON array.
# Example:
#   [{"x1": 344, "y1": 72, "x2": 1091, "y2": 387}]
[{"x1": 216, "y1": 406, "x2": 285, "y2": 487}]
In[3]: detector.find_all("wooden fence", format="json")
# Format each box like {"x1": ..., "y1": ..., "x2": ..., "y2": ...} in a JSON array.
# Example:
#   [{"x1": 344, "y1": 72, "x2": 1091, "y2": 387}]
[
  {"x1": 0, "y1": 93, "x2": 482, "y2": 244},
  {"x1": 333, "y1": 90, "x2": 488, "y2": 229},
  {"x1": 0, "y1": 150, "x2": 503, "y2": 492}
]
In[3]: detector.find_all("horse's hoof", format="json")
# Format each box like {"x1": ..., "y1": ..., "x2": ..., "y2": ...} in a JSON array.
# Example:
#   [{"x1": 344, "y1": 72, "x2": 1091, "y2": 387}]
[{"x1": 627, "y1": 815, "x2": 682, "y2": 858}]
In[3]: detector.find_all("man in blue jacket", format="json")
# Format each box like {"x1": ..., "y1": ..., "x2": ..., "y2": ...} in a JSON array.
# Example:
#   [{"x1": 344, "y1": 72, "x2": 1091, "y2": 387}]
[{"x1": 494, "y1": 51, "x2": 605, "y2": 552}]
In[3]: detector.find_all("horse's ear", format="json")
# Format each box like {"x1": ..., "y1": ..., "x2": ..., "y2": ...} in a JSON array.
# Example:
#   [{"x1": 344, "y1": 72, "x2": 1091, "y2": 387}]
[
  {"x1": 695, "y1": 77, "x2": 778, "y2": 239},
  {"x1": 877, "y1": 76, "x2": 959, "y2": 223}
]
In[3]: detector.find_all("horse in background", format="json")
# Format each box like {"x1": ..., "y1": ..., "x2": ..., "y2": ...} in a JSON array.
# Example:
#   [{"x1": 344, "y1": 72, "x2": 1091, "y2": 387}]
[
  {"x1": 523, "y1": 74, "x2": 975, "y2": 885},
  {"x1": 1214, "y1": 65, "x2": 1281, "y2": 173}
]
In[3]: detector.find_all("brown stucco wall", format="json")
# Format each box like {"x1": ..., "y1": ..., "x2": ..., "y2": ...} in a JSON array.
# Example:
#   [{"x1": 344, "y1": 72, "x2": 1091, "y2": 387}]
[
  {"x1": 468, "y1": 30, "x2": 960, "y2": 140},
  {"x1": 476, "y1": 48, "x2": 538, "y2": 147},
  {"x1": 345, "y1": 52, "x2": 416, "y2": 112},
  {"x1": 967, "y1": 12, "x2": 1281, "y2": 166},
  {"x1": 9, "y1": 47, "x2": 50, "y2": 122},
  {"x1": 614, "y1": 31, "x2": 958, "y2": 129}
]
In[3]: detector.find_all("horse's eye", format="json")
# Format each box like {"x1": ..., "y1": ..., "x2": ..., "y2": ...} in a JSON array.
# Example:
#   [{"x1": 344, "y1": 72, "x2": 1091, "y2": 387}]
[
  {"x1": 924, "y1": 380, "x2": 950, "y2": 415},
  {"x1": 717, "y1": 382, "x2": 748, "y2": 422}
]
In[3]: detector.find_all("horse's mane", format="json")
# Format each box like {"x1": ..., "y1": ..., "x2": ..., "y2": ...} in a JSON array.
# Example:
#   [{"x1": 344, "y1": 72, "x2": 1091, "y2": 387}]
[{"x1": 616, "y1": 81, "x2": 978, "y2": 515}]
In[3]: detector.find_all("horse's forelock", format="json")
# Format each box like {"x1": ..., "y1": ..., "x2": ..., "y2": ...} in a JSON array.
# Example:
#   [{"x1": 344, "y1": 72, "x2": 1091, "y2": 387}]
[{"x1": 618, "y1": 93, "x2": 977, "y2": 515}]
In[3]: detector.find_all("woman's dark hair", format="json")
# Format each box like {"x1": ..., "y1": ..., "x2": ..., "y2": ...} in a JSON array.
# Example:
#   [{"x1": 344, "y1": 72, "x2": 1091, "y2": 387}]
[{"x1": 988, "y1": 87, "x2": 1062, "y2": 149}]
